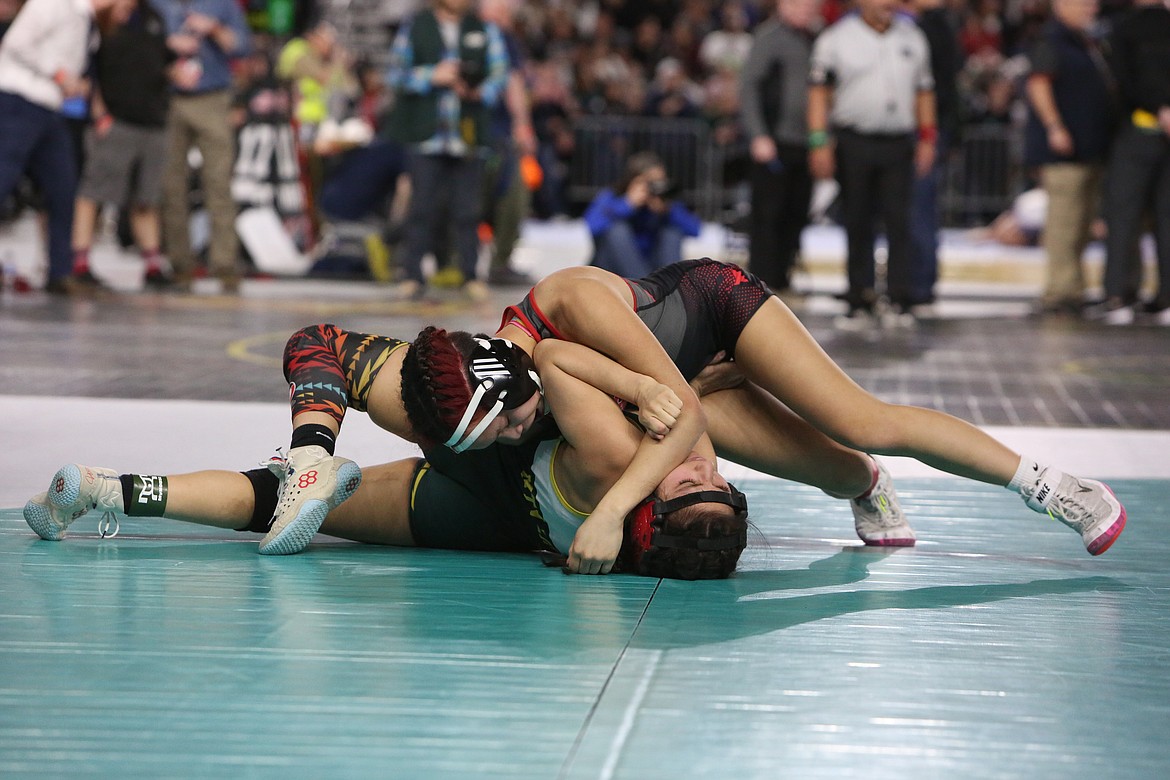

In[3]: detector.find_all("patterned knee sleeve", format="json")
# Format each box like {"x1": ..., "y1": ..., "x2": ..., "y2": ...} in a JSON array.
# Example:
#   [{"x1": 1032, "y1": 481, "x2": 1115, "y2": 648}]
[{"x1": 283, "y1": 324, "x2": 406, "y2": 423}]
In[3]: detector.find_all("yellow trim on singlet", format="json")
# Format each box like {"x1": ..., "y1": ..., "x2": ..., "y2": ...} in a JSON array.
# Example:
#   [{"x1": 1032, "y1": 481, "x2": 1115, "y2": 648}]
[
  {"x1": 546, "y1": 440, "x2": 589, "y2": 518},
  {"x1": 409, "y1": 461, "x2": 430, "y2": 511}
]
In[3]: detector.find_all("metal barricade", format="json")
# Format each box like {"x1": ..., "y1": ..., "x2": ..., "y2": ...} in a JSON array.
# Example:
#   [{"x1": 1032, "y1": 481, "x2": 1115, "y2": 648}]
[
  {"x1": 941, "y1": 123, "x2": 1024, "y2": 227},
  {"x1": 568, "y1": 116, "x2": 1025, "y2": 228},
  {"x1": 568, "y1": 117, "x2": 725, "y2": 221}
]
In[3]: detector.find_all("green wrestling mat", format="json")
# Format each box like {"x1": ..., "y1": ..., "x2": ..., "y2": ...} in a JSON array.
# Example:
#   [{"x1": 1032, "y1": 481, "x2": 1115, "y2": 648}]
[{"x1": 2, "y1": 479, "x2": 1167, "y2": 778}]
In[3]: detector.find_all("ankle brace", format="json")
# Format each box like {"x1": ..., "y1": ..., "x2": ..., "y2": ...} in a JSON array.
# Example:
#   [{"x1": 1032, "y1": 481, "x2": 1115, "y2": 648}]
[
  {"x1": 290, "y1": 423, "x2": 337, "y2": 455},
  {"x1": 120, "y1": 474, "x2": 168, "y2": 516}
]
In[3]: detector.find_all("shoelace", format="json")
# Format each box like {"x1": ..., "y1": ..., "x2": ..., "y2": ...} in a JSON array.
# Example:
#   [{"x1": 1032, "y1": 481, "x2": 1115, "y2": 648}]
[
  {"x1": 1046, "y1": 479, "x2": 1096, "y2": 527},
  {"x1": 856, "y1": 489, "x2": 902, "y2": 529},
  {"x1": 97, "y1": 511, "x2": 119, "y2": 539},
  {"x1": 262, "y1": 449, "x2": 295, "y2": 524},
  {"x1": 91, "y1": 476, "x2": 123, "y2": 539}
]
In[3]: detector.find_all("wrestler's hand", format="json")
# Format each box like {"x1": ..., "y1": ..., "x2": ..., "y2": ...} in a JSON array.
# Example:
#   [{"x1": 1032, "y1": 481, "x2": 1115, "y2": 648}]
[
  {"x1": 634, "y1": 378, "x2": 682, "y2": 440},
  {"x1": 566, "y1": 511, "x2": 623, "y2": 575},
  {"x1": 689, "y1": 351, "x2": 745, "y2": 397}
]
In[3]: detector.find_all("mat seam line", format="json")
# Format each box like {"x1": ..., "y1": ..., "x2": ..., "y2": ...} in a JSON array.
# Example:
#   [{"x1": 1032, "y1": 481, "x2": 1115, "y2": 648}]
[{"x1": 555, "y1": 577, "x2": 663, "y2": 780}]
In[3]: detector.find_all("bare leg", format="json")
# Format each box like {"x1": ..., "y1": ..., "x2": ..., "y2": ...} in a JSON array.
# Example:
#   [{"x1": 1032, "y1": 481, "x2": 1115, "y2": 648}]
[
  {"x1": 129, "y1": 205, "x2": 161, "y2": 253},
  {"x1": 735, "y1": 299, "x2": 1020, "y2": 486},
  {"x1": 117, "y1": 461, "x2": 416, "y2": 545},
  {"x1": 71, "y1": 196, "x2": 98, "y2": 252},
  {"x1": 319, "y1": 460, "x2": 417, "y2": 546},
  {"x1": 701, "y1": 382, "x2": 873, "y2": 498}
]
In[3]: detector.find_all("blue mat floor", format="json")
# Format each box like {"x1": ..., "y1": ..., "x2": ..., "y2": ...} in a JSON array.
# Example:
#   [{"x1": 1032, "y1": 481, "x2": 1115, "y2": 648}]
[{"x1": 2, "y1": 478, "x2": 1167, "y2": 779}]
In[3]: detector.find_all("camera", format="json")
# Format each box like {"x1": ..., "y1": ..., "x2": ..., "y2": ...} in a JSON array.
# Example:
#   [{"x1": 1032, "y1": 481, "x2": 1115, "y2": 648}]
[
  {"x1": 459, "y1": 59, "x2": 486, "y2": 89},
  {"x1": 647, "y1": 178, "x2": 675, "y2": 198}
]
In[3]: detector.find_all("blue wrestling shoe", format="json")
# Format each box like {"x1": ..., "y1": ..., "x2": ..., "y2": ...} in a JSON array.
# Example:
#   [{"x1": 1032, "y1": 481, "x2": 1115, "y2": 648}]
[
  {"x1": 25, "y1": 464, "x2": 123, "y2": 540},
  {"x1": 259, "y1": 446, "x2": 362, "y2": 555}
]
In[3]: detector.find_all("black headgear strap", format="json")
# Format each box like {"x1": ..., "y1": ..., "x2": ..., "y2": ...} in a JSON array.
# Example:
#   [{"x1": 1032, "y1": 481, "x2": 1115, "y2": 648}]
[
  {"x1": 445, "y1": 337, "x2": 542, "y2": 452},
  {"x1": 646, "y1": 485, "x2": 749, "y2": 551}
]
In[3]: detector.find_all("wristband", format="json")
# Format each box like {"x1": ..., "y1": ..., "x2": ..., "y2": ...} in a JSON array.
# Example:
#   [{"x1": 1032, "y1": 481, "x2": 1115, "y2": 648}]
[
  {"x1": 808, "y1": 130, "x2": 829, "y2": 149},
  {"x1": 917, "y1": 125, "x2": 937, "y2": 144}
]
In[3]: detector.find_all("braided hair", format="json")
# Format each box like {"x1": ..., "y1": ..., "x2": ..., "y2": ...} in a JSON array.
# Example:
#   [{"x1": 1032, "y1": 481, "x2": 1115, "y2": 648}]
[{"x1": 400, "y1": 327, "x2": 477, "y2": 450}]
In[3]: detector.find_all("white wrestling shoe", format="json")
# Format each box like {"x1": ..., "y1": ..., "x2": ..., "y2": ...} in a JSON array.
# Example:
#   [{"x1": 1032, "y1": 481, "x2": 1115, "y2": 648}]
[
  {"x1": 1020, "y1": 468, "x2": 1126, "y2": 555},
  {"x1": 259, "y1": 445, "x2": 362, "y2": 555},
  {"x1": 850, "y1": 459, "x2": 916, "y2": 546},
  {"x1": 25, "y1": 464, "x2": 123, "y2": 540}
]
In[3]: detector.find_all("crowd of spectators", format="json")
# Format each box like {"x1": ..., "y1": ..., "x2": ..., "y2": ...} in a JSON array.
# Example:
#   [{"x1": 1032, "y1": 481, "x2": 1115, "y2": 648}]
[{"x1": 0, "y1": 0, "x2": 1166, "y2": 319}]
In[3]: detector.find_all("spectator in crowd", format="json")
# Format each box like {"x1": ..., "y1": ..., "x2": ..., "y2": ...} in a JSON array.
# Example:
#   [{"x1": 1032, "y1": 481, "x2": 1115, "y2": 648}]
[
  {"x1": 667, "y1": 14, "x2": 704, "y2": 77},
  {"x1": 699, "y1": 1, "x2": 754, "y2": 75},
  {"x1": 529, "y1": 60, "x2": 575, "y2": 219},
  {"x1": 1098, "y1": 0, "x2": 1170, "y2": 326},
  {"x1": 1023, "y1": 0, "x2": 1115, "y2": 316},
  {"x1": 739, "y1": 0, "x2": 821, "y2": 299},
  {"x1": 960, "y1": 0, "x2": 1004, "y2": 58},
  {"x1": 808, "y1": 0, "x2": 937, "y2": 327},
  {"x1": 0, "y1": 0, "x2": 133, "y2": 294},
  {"x1": 479, "y1": 0, "x2": 538, "y2": 287},
  {"x1": 904, "y1": 0, "x2": 963, "y2": 311},
  {"x1": 278, "y1": 21, "x2": 356, "y2": 145},
  {"x1": 353, "y1": 58, "x2": 391, "y2": 132},
  {"x1": 155, "y1": 0, "x2": 251, "y2": 293},
  {"x1": 230, "y1": 44, "x2": 318, "y2": 256},
  {"x1": 71, "y1": 0, "x2": 175, "y2": 291},
  {"x1": 584, "y1": 150, "x2": 701, "y2": 278},
  {"x1": 276, "y1": 20, "x2": 357, "y2": 240},
  {"x1": 385, "y1": 0, "x2": 508, "y2": 301},
  {"x1": 645, "y1": 56, "x2": 700, "y2": 118},
  {"x1": 631, "y1": 14, "x2": 669, "y2": 77}
]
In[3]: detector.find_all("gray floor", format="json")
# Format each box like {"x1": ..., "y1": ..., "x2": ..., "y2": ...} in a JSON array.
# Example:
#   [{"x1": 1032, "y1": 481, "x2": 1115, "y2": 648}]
[
  {"x1": 2, "y1": 281, "x2": 1167, "y2": 428},
  {"x1": 2, "y1": 275, "x2": 1168, "y2": 778}
]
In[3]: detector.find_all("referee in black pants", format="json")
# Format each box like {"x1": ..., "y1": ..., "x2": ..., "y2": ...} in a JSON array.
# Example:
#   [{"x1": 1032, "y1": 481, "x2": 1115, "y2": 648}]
[
  {"x1": 1101, "y1": 0, "x2": 1170, "y2": 324},
  {"x1": 807, "y1": 0, "x2": 937, "y2": 327}
]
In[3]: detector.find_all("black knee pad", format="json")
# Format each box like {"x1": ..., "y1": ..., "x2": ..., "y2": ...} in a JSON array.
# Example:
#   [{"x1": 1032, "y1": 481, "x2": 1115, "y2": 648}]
[{"x1": 240, "y1": 467, "x2": 280, "y2": 533}]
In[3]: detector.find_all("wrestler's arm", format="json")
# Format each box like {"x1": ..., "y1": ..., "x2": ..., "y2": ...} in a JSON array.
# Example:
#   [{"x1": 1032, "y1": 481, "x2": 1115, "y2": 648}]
[
  {"x1": 534, "y1": 340, "x2": 648, "y2": 573},
  {"x1": 531, "y1": 273, "x2": 714, "y2": 573},
  {"x1": 532, "y1": 268, "x2": 707, "y2": 440},
  {"x1": 533, "y1": 273, "x2": 708, "y2": 521},
  {"x1": 534, "y1": 339, "x2": 682, "y2": 438}
]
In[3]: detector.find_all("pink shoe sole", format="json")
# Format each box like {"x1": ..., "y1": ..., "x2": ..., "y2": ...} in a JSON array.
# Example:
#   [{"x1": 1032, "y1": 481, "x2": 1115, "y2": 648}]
[
  {"x1": 1086, "y1": 485, "x2": 1126, "y2": 556},
  {"x1": 863, "y1": 536, "x2": 917, "y2": 548}
]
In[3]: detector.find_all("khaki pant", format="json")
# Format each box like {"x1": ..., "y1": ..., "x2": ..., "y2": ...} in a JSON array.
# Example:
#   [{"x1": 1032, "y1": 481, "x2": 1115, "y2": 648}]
[
  {"x1": 1040, "y1": 162, "x2": 1103, "y2": 306},
  {"x1": 162, "y1": 91, "x2": 239, "y2": 281}
]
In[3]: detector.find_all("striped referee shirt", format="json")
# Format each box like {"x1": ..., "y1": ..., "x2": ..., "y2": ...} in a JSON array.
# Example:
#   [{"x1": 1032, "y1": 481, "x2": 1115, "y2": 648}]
[{"x1": 809, "y1": 12, "x2": 933, "y2": 135}]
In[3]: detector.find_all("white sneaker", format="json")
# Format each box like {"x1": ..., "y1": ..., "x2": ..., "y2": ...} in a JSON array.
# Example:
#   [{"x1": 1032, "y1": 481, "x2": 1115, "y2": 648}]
[
  {"x1": 833, "y1": 307, "x2": 878, "y2": 332},
  {"x1": 388, "y1": 279, "x2": 422, "y2": 301},
  {"x1": 881, "y1": 309, "x2": 919, "y2": 330},
  {"x1": 259, "y1": 445, "x2": 362, "y2": 555},
  {"x1": 1152, "y1": 307, "x2": 1170, "y2": 327},
  {"x1": 1020, "y1": 468, "x2": 1126, "y2": 555},
  {"x1": 463, "y1": 279, "x2": 490, "y2": 302},
  {"x1": 25, "y1": 464, "x2": 123, "y2": 540},
  {"x1": 1103, "y1": 305, "x2": 1134, "y2": 326},
  {"x1": 850, "y1": 459, "x2": 916, "y2": 546}
]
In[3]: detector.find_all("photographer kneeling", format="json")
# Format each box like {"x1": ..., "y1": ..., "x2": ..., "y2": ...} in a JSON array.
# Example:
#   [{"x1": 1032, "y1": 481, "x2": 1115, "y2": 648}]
[{"x1": 584, "y1": 151, "x2": 702, "y2": 277}]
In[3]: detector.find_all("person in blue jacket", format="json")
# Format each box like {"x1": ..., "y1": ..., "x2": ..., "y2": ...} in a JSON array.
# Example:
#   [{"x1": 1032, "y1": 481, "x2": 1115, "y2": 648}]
[{"x1": 584, "y1": 151, "x2": 701, "y2": 277}]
